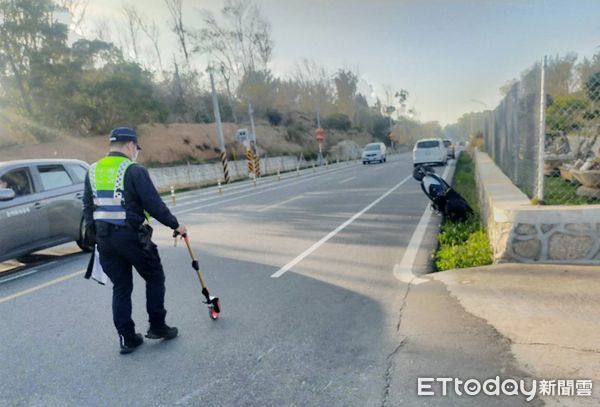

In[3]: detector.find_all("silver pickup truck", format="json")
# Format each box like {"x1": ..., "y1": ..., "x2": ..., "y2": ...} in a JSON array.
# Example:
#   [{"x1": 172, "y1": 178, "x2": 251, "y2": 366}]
[{"x1": 0, "y1": 159, "x2": 92, "y2": 262}]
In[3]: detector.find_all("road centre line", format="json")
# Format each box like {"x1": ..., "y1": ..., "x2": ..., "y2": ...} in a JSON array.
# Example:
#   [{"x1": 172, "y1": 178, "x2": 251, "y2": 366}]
[
  {"x1": 339, "y1": 176, "x2": 356, "y2": 184},
  {"x1": 171, "y1": 164, "x2": 339, "y2": 200},
  {"x1": 165, "y1": 161, "x2": 364, "y2": 207},
  {"x1": 0, "y1": 269, "x2": 84, "y2": 305},
  {"x1": 0, "y1": 268, "x2": 40, "y2": 284},
  {"x1": 258, "y1": 195, "x2": 303, "y2": 212},
  {"x1": 172, "y1": 157, "x2": 411, "y2": 215},
  {"x1": 172, "y1": 177, "x2": 315, "y2": 216},
  {"x1": 166, "y1": 154, "x2": 407, "y2": 207},
  {"x1": 393, "y1": 162, "x2": 453, "y2": 285},
  {"x1": 0, "y1": 156, "x2": 408, "y2": 302},
  {"x1": 170, "y1": 160, "x2": 393, "y2": 216},
  {"x1": 270, "y1": 175, "x2": 412, "y2": 278},
  {"x1": 0, "y1": 259, "x2": 61, "y2": 284}
]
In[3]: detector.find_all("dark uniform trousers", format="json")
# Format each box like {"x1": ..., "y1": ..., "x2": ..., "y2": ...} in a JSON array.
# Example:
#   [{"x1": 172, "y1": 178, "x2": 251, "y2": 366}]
[{"x1": 96, "y1": 224, "x2": 167, "y2": 336}]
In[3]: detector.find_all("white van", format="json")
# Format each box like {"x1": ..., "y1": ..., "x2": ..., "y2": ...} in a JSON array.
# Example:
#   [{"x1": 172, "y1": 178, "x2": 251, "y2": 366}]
[
  {"x1": 361, "y1": 142, "x2": 387, "y2": 164},
  {"x1": 412, "y1": 138, "x2": 447, "y2": 167}
]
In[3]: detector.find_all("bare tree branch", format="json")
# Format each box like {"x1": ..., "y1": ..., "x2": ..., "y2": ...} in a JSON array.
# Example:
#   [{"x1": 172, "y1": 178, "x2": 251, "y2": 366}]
[
  {"x1": 164, "y1": 0, "x2": 190, "y2": 64},
  {"x1": 193, "y1": 0, "x2": 273, "y2": 93},
  {"x1": 121, "y1": 3, "x2": 141, "y2": 60},
  {"x1": 122, "y1": 4, "x2": 164, "y2": 75},
  {"x1": 57, "y1": 0, "x2": 89, "y2": 36}
]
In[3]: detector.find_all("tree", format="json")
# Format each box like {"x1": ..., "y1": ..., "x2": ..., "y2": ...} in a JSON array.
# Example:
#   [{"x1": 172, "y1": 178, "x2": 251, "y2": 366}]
[
  {"x1": 237, "y1": 69, "x2": 277, "y2": 117},
  {"x1": 395, "y1": 89, "x2": 409, "y2": 112},
  {"x1": 120, "y1": 4, "x2": 164, "y2": 75},
  {"x1": 0, "y1": 0, "x2": 70, "y2": 116},
  {"x1": 576, "y1": 53, "x2": 600, "y2": 92},
  {"x1": 194, "y1": 0, "x2": 273, "y2": 92},
  {"x1": 72, "y1": 62, "x2": 168, "y2": 133},
  {"x1": 121, "y1": 4, "x2": 141, "y2": 61},
  {"x1": 164, "y1": 0, "x2": 190, "y2": 64},
  {"x1": 322, "y1": 113, "x2": 351, "y2": 131},
  {"x1": 354, "y1": 93, "x2": 372, "y2": 132},
  {"x1": 546, "y1": 53, "x2": 578, "y2": 98},
  {"x1": 333, "y1": 69, "x2": 358, "y2": 121},
  {"x1": 585, "y1": 72, "x2": 600, "y2": 102},
  {"x1": 499, "y1": 79, "x2": 518, "y2": 96},
  {"x1": 57, "y1": 0, "x2": 88, "y2": 37}
]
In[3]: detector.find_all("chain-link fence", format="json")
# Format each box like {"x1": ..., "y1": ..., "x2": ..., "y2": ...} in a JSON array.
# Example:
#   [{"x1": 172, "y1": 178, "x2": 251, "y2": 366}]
[
  {"x1": 484, "y1": 65, "x2": 542, "y2": 198},
  {"x1": 481, "y1": 56, "x2": 600, "y2": 205}
]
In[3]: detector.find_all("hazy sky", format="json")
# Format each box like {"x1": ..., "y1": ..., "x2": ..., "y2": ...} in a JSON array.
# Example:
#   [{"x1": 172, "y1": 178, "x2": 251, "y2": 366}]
[{"x1": 86, "y1": 0, "x2": 600, "y2": 125}]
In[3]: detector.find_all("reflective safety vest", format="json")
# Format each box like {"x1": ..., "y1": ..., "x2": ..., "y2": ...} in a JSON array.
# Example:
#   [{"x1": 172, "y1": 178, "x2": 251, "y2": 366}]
[{"x1": 89, "y1": 156, "x2": 134, "y2": 226}]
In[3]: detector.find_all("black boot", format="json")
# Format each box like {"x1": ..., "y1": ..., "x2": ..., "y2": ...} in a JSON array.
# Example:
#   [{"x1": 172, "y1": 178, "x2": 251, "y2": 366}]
[
  {"x1": 119, "y1": 333, "x2": 144, "y2": 354},
  {"x1": 146, "y1": 324, "x2": 178, "y2": 340}
]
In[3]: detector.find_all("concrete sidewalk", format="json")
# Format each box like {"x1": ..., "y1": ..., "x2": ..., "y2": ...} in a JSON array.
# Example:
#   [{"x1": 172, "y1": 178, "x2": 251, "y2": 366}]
[{"x1": 433, "y1": 263, "x2": 600, "y2": 407}]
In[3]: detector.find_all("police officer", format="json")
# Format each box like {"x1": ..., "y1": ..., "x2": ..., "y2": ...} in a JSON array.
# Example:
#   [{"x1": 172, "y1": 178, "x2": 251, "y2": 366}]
[{"x1": 83, "y1": 127, "x2": 187, "y2": 354}]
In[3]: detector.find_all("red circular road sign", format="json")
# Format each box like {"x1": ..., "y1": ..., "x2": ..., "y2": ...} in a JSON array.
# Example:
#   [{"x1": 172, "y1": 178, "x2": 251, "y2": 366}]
[{"x1": 315, "y1": 128, "x2": 325, "y2": 142}]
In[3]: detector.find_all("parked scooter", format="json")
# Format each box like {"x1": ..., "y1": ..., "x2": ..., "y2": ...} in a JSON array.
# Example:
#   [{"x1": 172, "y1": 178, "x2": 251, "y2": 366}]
[{"x1": 412, "y1": 165, "x2": 473, "y2": 221}]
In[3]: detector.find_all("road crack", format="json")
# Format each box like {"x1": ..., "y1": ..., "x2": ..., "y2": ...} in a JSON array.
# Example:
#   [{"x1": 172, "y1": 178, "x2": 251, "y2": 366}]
[
  {"x1": 382, "y1": 338, "x2": 407, "y2": 407},
  {"x1": 383, "y1": 280, "x2": 413, "y2": 406}
]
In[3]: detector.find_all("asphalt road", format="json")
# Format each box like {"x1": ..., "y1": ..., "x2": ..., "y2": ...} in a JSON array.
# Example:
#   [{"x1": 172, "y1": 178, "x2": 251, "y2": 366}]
[{"x1": 0, "y1": 153, "x2": 541, "y2": 406}]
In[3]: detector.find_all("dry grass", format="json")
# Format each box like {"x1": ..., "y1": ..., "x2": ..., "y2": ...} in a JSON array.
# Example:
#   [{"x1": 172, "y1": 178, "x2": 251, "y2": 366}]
[{"x1": 0, "y1": 121, "x2": 374, "y2": 165}]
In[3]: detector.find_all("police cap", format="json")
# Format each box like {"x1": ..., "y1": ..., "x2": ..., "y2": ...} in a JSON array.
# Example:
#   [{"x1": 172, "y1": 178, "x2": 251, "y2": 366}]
[{"x1": 109, "y1": 127, "x2": 142, "y2": 150}]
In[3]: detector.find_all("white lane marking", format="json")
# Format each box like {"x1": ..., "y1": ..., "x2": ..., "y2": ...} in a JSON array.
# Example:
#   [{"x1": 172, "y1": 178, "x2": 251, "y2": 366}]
[
  {"x1": 256, "y1": 346, "x2": 277, "y2": 361},
  {"x1": 171, "y1": 161, "x2": 379, "y2": 216},
  {"x1": 165, "y1": 161, "x2": 364, "y2": 208},
  {"x1": 0, "y1": 269, "x2": 84, "y2": 304},
  {"x1": 258, "y1": 195, "x2": 303, "y2": 213},
  {"x1": 172, "y1": 181, "x2": 307, "y2": 216},
  {"x1": 165, "y1": 154, "x2": 409, "y2": 208},
  {"x1": 393, "y1": 164, "x2": 453, "y2": 285},
  {"x1": 271, "y1": 175, "x2": 412, "y2": 278},
  {"x1": 0, "y1": 259, "x2": 59, "y2": 285},
  {"x1": 0, "y1": 269, "x2": 40, "y2": 284},
  {"x1": 339, "y1": 176, "x2": 356, "y2": 185},
  {"x1": 168, "y1": 163, "x2": 363, "y2": 211}
]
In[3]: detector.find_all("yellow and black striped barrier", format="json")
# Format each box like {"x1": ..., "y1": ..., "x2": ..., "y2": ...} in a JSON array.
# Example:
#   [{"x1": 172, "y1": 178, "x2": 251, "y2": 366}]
[
  {"x1": 246, "y1": 148, "x2": 255, "y2": 175},
  {"x1": 254, "y1": 154, "x2": 261, "y2": 178},
  {"x1": 220, "y1": 150, "x2": 230, "y2": 183}
]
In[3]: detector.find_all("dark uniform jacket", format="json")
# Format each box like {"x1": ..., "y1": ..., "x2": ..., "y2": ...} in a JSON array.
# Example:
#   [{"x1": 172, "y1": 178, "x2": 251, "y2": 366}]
[{"x1": 83, "y1": 152, "x2": 179, "y2": 230}]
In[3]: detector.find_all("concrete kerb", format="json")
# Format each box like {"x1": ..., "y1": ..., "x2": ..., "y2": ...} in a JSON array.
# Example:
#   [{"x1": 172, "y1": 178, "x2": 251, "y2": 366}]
[{"x1": 474, "y1": 151, "x2": 600, "y2": 264}]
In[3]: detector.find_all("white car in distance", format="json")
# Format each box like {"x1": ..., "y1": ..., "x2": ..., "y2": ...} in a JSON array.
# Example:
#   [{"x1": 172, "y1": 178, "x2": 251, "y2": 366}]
[
  {"x1": 362, "y1": 142, "x2": 387, "y2": 164},
  {"x1": 413, "y1": 138, "x2": 448, "y2": 167}
]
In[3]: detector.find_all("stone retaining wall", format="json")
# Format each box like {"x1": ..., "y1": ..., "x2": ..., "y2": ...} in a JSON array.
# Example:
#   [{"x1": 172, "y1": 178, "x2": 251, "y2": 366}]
[{"x1": 474, "y1": 151, "x2": 600, "y2": 264}]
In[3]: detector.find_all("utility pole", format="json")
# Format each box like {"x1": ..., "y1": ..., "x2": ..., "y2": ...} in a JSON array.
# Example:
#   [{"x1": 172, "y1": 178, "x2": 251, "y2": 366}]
[
  {"x1": 536, "y1": 56, "x2": 547, "y2": 203},
  {"x1": 209, "y1": 68, "x2": 230, "y2": 183},
  {"x1": 248, "y1": 101, "x2": 257, "y2": 146},
  {"x1": 316, "y1": 107, "x2": 321, "y2": 128},
  {"x1": 248, "y1": 101, "x2": 260, "y2": 178},
  {"x1": 316, "y1": 107, "x2": 324, "y2": 166}
]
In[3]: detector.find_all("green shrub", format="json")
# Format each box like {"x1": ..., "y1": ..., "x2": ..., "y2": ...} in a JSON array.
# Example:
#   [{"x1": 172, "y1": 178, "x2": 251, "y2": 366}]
[
  {"x1": 435, "y1": 228, "x2": 493, "y2": 270},
  {"x1": 437, "y1": 217, "x2": 480, "y2": 247},
  {"x1": 266, "y1": 108, "x2": 282, "y2": 126},
  {"x1": 434, "y1": 150, "x2": 492, "y2": 271},
  {"x1": 322, "y1": 113, "x2": 351, "y2": 131}
]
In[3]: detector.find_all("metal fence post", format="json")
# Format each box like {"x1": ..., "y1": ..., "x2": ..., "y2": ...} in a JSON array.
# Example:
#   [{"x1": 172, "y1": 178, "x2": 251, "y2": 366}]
[{"x1": 536, "y1": 56, "x2": 547, "y2": 203}]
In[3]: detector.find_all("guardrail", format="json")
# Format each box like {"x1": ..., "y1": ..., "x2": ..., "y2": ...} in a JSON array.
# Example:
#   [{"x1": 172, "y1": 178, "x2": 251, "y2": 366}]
[{"x1": 148, "y1": 155, "x2": 357, "y2": 193}]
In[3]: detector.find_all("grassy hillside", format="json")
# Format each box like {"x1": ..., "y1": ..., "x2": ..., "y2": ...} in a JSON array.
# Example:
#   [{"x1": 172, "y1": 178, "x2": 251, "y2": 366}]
[{"x1": 0, "y1": 120, "x2": 373, "y2": 166}]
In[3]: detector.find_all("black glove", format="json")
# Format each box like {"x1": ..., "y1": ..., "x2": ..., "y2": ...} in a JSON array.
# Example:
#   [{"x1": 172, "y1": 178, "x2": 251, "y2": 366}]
[{"x1": 84, "y1": 222, "x2": 96, "y2": 247}]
